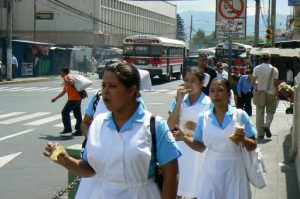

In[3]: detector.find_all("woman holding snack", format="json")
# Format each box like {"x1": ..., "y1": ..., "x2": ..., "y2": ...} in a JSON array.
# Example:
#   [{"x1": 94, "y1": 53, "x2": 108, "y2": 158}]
[
  {"x1": 173, "y1": 78, "x2": 257, "y2": 199},
  {"x1": 44, "y1": 62, "x2": 181, "y2": 199},
  {"x1": 167, "y1": 67, "x2": 211, "y2": 198}
]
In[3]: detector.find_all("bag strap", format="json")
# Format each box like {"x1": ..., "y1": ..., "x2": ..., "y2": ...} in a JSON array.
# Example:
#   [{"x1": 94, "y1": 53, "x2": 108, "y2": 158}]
[
  {"x1": 92, "y1": 90, "x2": 102, "y2": 114},
  {"x1": 150, "y1": 115, "x2": 158, "y2": 163},
  {"x1": 266, "y1": 67, "x2": 275, "y2": 91}
]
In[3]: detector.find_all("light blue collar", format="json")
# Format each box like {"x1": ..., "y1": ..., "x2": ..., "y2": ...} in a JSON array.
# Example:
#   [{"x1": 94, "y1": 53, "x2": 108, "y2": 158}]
[
  {"x1": 104, "y1": 103, "x2": 145, "y2": 132},
  {"x1": 183, "y1": 92, "x2": 208, "y2": 106}
]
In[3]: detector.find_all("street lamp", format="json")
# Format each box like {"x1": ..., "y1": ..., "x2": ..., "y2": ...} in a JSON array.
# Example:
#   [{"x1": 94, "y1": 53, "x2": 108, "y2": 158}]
[{"x1": 189, "y1": 15, "x2": 209, "y2": 49}]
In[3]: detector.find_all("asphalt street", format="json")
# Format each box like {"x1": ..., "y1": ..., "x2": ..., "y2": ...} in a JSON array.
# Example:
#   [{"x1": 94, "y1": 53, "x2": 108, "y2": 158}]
[{"x1": 0, "y1": 74, "x2": 298, "y2": 199}]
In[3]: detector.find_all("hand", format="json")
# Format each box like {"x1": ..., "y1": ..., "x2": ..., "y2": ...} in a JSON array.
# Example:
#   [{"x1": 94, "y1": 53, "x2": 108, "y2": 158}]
[
  {"x1": 184, "y1": 121, "x2": 197, "y2": 131},
  {"x1": 43, "y1": 142, "x2": 69, "y2": 165},
  {"x1": 51, "y1": 98, "x2": 56, "y2": 102},
  {"x1": 234, "y1": 127, "x2": 246, "y2": 142},
  {"x1": 172, "y1": 124, "x2": 186, "y2": 141},
  {"x1": 176, "y1": 87, "x2": 190, "y2": 102}
]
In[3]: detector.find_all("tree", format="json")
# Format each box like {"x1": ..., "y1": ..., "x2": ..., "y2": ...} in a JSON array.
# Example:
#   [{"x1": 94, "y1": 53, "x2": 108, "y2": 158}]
[{"x1": 176, "y1": 14, "x2": 186, "y2": 41}]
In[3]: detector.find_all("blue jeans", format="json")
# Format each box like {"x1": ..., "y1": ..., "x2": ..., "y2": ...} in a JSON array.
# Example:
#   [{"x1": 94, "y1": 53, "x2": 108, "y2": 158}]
[{"x1": 61, "y1": 100, "x2": 82, "y2": 133}]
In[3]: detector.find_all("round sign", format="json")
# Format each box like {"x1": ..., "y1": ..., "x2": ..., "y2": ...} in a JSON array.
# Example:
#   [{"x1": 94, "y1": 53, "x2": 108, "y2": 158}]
[{"x1": 218, "y1": 0, "x2": 244, "y2": 20}]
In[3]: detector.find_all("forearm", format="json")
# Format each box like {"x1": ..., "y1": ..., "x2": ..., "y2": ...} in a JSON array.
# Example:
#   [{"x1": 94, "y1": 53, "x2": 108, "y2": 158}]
[
  {"x1": 241, "y1": 136, "x2": 257, "y2": 151},
  {"x1": 55, "y1": 91, "x2": 66, "y2": 100},
  {"x1": 167, "y1": 102, "x2": 182, "y2": 130},
  {"x1": 58, "y1": 155, "x2": 95, "y2": 177},
  {"x1": 81, "y1": 115, "x2": 92, "y2": 137},
  {"x1": 183, "y1": 136, "x2": 206, "y2": 152},
  {"x1": 161, "y1": 159, "x2": 178, "y2": 199}
]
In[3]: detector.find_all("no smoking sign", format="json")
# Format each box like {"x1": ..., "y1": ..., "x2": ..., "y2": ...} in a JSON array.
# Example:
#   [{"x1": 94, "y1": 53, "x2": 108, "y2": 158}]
[{"x1": 218, "y1": 0, "x2": 244, "y2": 19}]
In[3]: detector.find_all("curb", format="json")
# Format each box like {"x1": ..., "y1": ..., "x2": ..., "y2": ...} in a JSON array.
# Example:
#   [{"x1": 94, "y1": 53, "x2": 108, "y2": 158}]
[{"x1": 0, "y1": 77, "x2": 56, "y2": 85}]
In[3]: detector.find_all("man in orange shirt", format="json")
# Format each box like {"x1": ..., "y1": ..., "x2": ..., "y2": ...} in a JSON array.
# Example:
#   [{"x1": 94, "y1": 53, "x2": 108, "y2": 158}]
[{"x1": 51, "y1": 68, "x2": 82, "y2": 136}]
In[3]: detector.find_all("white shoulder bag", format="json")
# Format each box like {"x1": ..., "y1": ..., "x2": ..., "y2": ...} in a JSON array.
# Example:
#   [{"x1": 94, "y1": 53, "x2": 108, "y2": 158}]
[
  {"x1": 236, "y1": 109, "x2": 267, "y2": 189},
  {"x1": 72, "y1": 75, "x2": 93, "y2": 91}
]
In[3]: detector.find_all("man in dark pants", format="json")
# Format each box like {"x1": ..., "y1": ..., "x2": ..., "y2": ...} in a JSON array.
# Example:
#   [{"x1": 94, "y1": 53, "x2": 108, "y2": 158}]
[
  {"x1": 198, "y1": 53, "x2": 217, "y2": 95},
  {"x1": 51, "y1": 68, "x2": 82, "y2": 136},
  {"x1": 237, "y1": 69, "x2": 254, "y2": 116}
]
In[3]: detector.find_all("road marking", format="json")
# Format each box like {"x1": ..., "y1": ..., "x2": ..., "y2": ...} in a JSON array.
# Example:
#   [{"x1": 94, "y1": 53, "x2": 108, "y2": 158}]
[
  {"x1": 0, "y1": 152, "x2": 22, "y2": 168},
  {"x1": 0, "y1": 112, "x2": 26, "y2": 119},
  {"x1": 0, "y1": 112, "x2": 51, "y2": 124},
  {"x1": 147, "y1": 102, "x2": 165, "y2": 105},
  {"x1": 54, "y1": 119, "x2": 76, "y2": 128},
  {"x1": 24, "y1": 87, "x2": 52, "y2": 92},
  {"x1": 87, "y1": 89, "x2": 99, "y2": 93},
  {"x1": 0, "y1": 87, "x2": 23, "y2": 91},
  {"x1": 40, "y1": 87, "x2": 62, "y2": 92},
  {"x1": 0, "y1": 87, "x2": 9, "y2": 90},
  {"x1": 0, "y1": 129, "x2": 34, "y2": 142},
  {"x1": 167, "y1": 90, "x2": 177, "y2": 95},
  {"x1": 9, "y1": 87, "x2": 39, "y2": 92},
  {"x1": 24, "y1": 114, "x2": 61, "y2": 126}
]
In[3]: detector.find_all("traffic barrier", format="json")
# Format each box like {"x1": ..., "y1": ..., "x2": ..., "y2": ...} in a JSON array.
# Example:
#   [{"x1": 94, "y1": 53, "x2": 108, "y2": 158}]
[{"x1": 66, "y1": 144, "x2": 82, "y2": 199}]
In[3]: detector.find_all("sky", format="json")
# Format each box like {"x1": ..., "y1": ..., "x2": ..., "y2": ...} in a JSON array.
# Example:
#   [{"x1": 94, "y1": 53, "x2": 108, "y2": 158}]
[{"x1": 169, "y1": 0, "x2": 293, "y2": 16}]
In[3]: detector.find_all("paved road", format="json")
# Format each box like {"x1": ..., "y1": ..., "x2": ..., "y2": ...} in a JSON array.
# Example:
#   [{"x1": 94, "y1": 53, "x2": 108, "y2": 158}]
[{"x1": 0, "y1": 74, "x2": 298, "y2": 198}]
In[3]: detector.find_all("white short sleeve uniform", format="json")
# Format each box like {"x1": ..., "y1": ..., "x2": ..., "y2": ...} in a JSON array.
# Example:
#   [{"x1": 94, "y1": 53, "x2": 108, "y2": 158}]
[
  {"x1": 170, "y1": 92, "x2": 211, "y2": 198},
  {"x1": 194, "y1": 106, "x2": 257, "y2": 199},
  {"x1": 76, "y1": 103, "x2": 181, "y2": 199}
]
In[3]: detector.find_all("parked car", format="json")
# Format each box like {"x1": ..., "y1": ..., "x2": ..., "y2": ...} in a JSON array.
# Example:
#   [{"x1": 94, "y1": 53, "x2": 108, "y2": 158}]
[{"x1": 96, "y1": 58, "x2": 121, "y2": 79}]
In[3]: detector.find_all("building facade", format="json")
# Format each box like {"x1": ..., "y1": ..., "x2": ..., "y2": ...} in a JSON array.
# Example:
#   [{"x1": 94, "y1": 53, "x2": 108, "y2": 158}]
[{"x1": 0, "y1": 0, "x2": 177, "y2": 46}]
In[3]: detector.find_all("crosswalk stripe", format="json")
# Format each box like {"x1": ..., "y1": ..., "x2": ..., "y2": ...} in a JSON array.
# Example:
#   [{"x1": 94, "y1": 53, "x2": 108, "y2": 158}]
[
  {"x1": 0, "y1": 112, "x2": 51, "y2": 124},
  {"x1": 0, "y1": 87, "x2": 23, "y2": 91},
  {"x1": 0, "y1": 129, "x2": 34, "y2": 142},
  {"x1": 24, "y1": 114, "x2": 61, "y2": 126},
  {"x1": 43, "y1": 88, "x2": 62, "y2": 91},
  {"x1": 24, "y1": 87, "x2": 52, "y2": 92},
  {"x1": 54, "y1": 119, "x2": 76, "y2": 128},
  {"x1": 0, "y1": 112, "x2": 26, "y2": 119},
  {"x1": 0, "y1": 87, "x2": 9, "y2": 90},
  {"x1": 9, "y1": 87, "x2": 39, "y2": 92},
  {"x1": 167, "y1": 90, "x2": 177, "y2": 95}
]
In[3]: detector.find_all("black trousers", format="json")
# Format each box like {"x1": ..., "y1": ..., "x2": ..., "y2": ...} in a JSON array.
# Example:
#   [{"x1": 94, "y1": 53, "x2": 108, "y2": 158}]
[
  {"x1": 61, "y1": 100, "x2": 82, "y2": 132},
  {"x1": 237, "y1": 92, "x2": 253, "y2": 116}
]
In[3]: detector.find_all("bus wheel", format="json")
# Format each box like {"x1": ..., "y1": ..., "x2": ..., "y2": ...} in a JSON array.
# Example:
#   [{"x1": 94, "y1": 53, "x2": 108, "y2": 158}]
[{"x1": 175, "y1": 73, "x2": 181, "y2": 80}]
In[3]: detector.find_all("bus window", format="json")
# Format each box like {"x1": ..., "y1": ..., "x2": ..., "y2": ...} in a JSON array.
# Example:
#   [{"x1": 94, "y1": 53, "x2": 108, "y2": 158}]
[
  {"x1": 124, "y1": 45, "x2": 133, "y2": 56},
  {"x1": 135, "y1": 45, "x2": 149, "y2": 56},
  {"x1": 216, "y1": 49, "x2": 224, "y2": 58},
  {"x1": 151, "y1": 46, "x2": 161, "y2": 56}
]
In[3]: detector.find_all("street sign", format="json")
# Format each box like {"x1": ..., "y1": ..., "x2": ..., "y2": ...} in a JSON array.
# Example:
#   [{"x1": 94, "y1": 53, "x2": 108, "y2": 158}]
[
  {"x1": 288, "y1": 0, "x2": 300, "y2": 6},
  {"x1": 215, "y1": 0, "x2": 247, "y2": 39}
]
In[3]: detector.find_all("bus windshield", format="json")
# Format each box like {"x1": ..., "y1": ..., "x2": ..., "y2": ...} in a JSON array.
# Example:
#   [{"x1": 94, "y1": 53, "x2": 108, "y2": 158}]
[
  {"x1": 151, "y1": 46, "x2": 161, "y2": 56},
  {"x1": 124, "y1": 45, "x2": 133, "y2": 55},
  {"x1": 135, "y1": 45, "x2": 149, "y2": 56}
]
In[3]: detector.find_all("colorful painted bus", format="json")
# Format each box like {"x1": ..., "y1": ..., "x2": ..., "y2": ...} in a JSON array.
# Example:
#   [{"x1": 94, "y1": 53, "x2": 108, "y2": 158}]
[{"x1": 123, "y1": 35, "x2": 186, "y2": 80}]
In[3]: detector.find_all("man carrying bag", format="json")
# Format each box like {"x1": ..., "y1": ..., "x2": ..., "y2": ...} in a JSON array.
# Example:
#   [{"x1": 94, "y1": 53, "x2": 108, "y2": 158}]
[{"x1": 252, "y1": 52, "x2": 279, "y2": 139}]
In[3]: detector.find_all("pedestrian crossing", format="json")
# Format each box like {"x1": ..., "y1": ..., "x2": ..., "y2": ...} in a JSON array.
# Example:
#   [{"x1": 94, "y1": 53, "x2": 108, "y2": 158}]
[
  {"x1": 0, "y1": 101, "x2": 290, "y2": 129},
  {"x1": 0, "y1": 86, "x2": 179, "y2": 95},
  {"x1": 0, "y1": 111, "x2": 77, "y2": 128}
]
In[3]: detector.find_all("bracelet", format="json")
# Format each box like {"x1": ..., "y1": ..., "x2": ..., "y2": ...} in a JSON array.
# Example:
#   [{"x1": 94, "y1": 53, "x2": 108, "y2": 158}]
[{"x1": 50, "y1": 145, "x2": 66, "y2": 161}]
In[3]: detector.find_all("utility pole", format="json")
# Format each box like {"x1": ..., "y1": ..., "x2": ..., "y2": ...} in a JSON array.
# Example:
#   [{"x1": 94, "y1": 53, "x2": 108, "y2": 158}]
[
  {"x1": 267, "y1": 0, "x2": 271, "y2": 26},
  {"x1": 254, "y1": 0, "x2": 260, "y2": 46},
  {"x1": 6, "y1": 0, "x2": 12, "y2": 80},
  {"x1": 189, "y1": 15, "x2": 193, "y2": 49},
  {"x1": 34, "y1": 0, "x2": 36, "y2": 41},
  {"x1": 271, "y1": 0, "x2": 276, "y2": 46}
]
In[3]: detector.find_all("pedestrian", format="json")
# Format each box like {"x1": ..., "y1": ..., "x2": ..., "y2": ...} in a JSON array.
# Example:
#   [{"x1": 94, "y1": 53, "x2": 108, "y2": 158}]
[
  {"x1": 167, "y1": 67, "x2": 211, "y2": 199},
  {"x1": 231, "y1": 74, "x2": 240, "y2": 106},
  {"x1": 44, "y1": 62, "x2": 181, "y2": 199},
  {"x1": 83, "y1": 55, "x2": 88, "y2": 75},
  {"x1": 198, "y1": 53, "x2": 217, "y2": 95},
  {"x1": 216, "y1": 62, "x2": 228, "y2": 79},
  {"x1": 286, "y1": 65, "x2": 294, "y2": 86},
  {"x1": 90, "y1": 57, "x2": 97, "y2": 75},
  {"x1": 237, "y1": 69, "x2": 254, "y2": 116},
  {"x1": 173, "y1": 78, "x2": 257, "y2": 199},
  {"x1": 252, "y1": 52, "x2": 279, "y2": 139},
  {"x1": 51, "y1": 67, "x2": 82, "y2": 136},
  {"x1": 12, "y1": 54, "x2": 18, "y2": 78}
]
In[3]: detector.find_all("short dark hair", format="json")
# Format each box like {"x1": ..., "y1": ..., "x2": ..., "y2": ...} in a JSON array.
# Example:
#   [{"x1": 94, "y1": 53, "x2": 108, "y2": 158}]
[
  {"x1": 198, "y1": 53, "x2": 207, "y2": 60},
  {"x1": 104, "y1": 61, "x2": 141, "y2": 97},
  {"x1": 211, "y1": 78, "x2": 231, "y2": 92},
  {"x1": 185, "y1": 67, "x2": 205, "y2": 82},
  {"x1": 61, "y1": 67, "x2": 69, "y2": 74}
]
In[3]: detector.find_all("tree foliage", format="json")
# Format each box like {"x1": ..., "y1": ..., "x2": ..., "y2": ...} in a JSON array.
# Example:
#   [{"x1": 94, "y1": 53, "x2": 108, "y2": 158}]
[
  {"x1": 176, "y1": 14, "x2": 186, "y2": 41},
  {"x1": 190, "y1": 29, "x2": 217, "y2": 49}
]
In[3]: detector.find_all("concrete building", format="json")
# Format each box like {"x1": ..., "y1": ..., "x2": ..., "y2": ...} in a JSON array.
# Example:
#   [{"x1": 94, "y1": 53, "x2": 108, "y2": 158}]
[{"x1": 0, "y1": 0, "x2": 177, "y2": 46}]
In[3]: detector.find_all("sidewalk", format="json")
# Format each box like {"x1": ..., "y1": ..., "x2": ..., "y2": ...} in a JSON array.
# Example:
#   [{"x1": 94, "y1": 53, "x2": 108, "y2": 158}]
[
  {"x1": 0, "y1": 76, "x2": 55, "y2": 85},
  {"x1": 250, "y1": 113, "x2": 300, "y2": 199}
]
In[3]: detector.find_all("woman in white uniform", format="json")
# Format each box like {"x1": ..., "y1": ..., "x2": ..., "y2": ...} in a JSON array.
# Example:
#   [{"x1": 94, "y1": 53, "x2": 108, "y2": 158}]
[
  {"x1": 44, "y1": 62, "x2": 181, "y2": 199},
  {"x1": 167, "y1": 67, "x2": 211, "y2": 198},
  {"x1": 173, "y1": 78, "x2": 257, "y2": 199}
]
